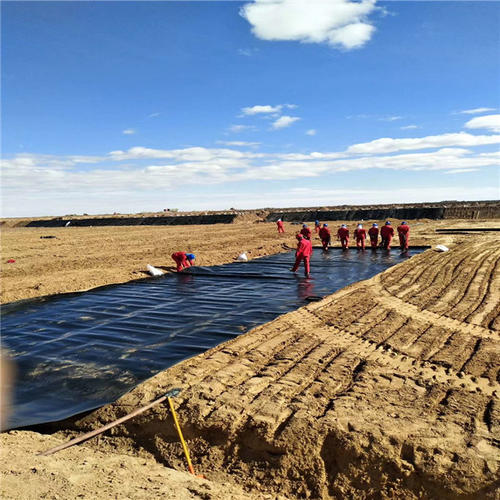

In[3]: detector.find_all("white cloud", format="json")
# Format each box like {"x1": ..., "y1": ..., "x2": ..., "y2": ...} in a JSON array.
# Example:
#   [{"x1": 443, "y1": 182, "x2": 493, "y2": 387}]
[
  {"x1": 272, "y1": 115, "x2": 301, "y2": 129},
  {"x1": 306, "y1": 129, "x2": 317, "y2": 136},
  {"x1": 379, "y1": 115, "x2": 403, "y2": 122},
  {"x1": 216, "y1": 141, "x2": 260, "y2": 147},
  {"x1": 456, "y1": 107, "x2": 496, "y2": 115},
  {"x1": 240, "y1": 0, "x2": 378, "y2": 50},
  {"x1": 228, "y1": 124, "x2": 255, "y2": 133},
  {"x1": 148, "y1": 113, "x2": 160, "y2": 118},
  {"x1": 122, "y1": 129, "x2": 136, "y2": 135},
  {"x1": 400, "y1": 125, "x2": 419, "y2": 130},
  {"x1": 347, "y1": 132, "x2": 500, "y2": 154},
  {"x1": 241, "y1": 104, "x2": 283, "y2": 115},
  {"x1": 464, "y1": 114, "x2": 500, "y2": 133},
  {"x1": 443, "y1": 168, "x2": 479, "y2": 174}
]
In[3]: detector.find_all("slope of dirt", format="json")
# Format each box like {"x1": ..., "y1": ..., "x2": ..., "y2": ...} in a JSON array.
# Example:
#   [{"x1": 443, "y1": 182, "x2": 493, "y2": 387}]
[{"x1": 45, "y1": 238, "x2": 499, "y2": 499}]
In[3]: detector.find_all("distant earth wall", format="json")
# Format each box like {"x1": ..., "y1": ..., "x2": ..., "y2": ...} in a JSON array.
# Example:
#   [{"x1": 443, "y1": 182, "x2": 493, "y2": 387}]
[
  {"x1": 26, "y1": 214, "x2": 236, "y2": 228},
  {"x1": 266, "y1": 205, "x2": 500, "y2": 222}
]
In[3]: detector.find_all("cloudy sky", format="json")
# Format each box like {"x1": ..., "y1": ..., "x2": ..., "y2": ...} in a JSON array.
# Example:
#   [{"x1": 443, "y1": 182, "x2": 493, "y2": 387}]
[{"x1": 2, "y1": 0, "x2": 499, "y2": 217}]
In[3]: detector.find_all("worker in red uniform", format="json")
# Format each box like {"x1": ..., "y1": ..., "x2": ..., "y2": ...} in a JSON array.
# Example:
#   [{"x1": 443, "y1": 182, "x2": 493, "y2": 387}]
[
  {"x1": 314, "y1": 220, "x2": 321, "y2": 234},
  {"x1": 300, "y1": 224, "x2": 312, "y2": 240},
  {"x1": 318, "y1": 223, "x2": 331, "y2": 250},
  {"x1": 368, "y1": 223, "x2": 379, "y2": 249},
  {"x1": 353, "y1": 224, "x2": 367, "y2": 250},
  {"x1": 337, "y1": 224, "x2": 349, "y2": 250},
  {"x1": 380, "y1": 221, "x2": 394, "y2": 250},
  {"x1": 291, "y1": 234, "x2": 313, "y2": 278},
  {"x1": 171, "y1": 252, "x2": 196, "y2": 272},
  {"x1": 397, "y1": 221, "x2": 410, "y2": 251},
  {"x1": 276, "y1": 218, "x2": 285, "y2": 233}
]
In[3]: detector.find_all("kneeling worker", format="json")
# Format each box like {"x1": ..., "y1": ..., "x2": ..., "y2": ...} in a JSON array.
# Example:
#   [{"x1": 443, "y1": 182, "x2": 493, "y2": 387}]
[
  {"x1": 171, "y1": 251, "x2": 196, "y2": 272},
  {"x1": 319, "y1": 223, "x2": 331, "y2": 250},
  {"x1": 291, "y1": 234, "x2": 313, "y2": 278}
]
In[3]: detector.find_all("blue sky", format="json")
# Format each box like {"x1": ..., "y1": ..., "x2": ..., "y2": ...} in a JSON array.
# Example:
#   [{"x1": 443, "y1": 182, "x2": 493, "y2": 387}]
[{"x1": 2, "y1": 0, "x2": 499, "y2": 217}]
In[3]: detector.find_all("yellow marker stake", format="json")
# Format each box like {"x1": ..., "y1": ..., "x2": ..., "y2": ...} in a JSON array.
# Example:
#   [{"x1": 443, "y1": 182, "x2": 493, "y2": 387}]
[{"x1": 167, "y1": 396, "x2": 196, "y2": 475}]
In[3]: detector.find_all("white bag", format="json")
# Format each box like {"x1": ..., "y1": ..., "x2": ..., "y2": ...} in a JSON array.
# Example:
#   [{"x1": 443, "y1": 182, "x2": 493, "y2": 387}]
[
  {"x1": 236, "y1": 252, "x2": 248, "y2": 262},
  {"x1": 435, "y1": 244, "x2": 449, "y2": 252},
  {"x1": 147, "y1": 264, "x2": 164, "y2": 276}
]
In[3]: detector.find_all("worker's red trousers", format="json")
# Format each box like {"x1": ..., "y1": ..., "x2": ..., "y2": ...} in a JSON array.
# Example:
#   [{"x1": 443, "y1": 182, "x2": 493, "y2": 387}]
[
  {"x1": 340, "y1": 237, "x2": 349, "y2": 249},
  {"x1": 172, "y1": 254, "x2": 189, "y2": 272},
  {"x1": 356, "y1": 238, "x2": 366, "y2": 250},
  {"x1": 277, "y1": 223, "x2": 285, "y2": 233},
  {"x1": 381, "y1": 235, "x2": 393, "y2": 250},
  {"x1": 398, "y1": 233, "x2": 409, "y2": 250},
  {"x1": 292, "y1": 255, "x2": 310, "y2": 276},
  {"x1": 321, "y1": 237, "x2": 331, "y2": 250},
  {"x1": 370, "y1": 238, "x2": 378, "y2": 249}
]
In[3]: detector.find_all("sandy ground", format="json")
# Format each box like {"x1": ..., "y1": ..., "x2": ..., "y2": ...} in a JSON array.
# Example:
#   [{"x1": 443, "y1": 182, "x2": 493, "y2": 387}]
[{"x1": 1, "y1": 216, "x2": 499, "y2": 499}]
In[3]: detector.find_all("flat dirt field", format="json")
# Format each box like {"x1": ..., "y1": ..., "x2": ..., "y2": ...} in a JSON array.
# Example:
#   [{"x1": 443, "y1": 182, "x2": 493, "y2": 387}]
[{"x1": 1, "y1": 216, "x2": 499, "y2": 499}]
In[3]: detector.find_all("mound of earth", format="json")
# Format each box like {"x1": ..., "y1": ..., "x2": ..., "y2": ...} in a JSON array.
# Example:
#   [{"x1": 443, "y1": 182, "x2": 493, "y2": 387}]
[{"x1": 43, "y1": 239, "x2": 499, "y2": 499}]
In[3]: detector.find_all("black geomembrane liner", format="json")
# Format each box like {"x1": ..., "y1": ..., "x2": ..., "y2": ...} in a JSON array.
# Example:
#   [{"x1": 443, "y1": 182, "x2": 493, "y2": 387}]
[{"x1": 1, "y1": 248, "x2": 426, "y2": 428}]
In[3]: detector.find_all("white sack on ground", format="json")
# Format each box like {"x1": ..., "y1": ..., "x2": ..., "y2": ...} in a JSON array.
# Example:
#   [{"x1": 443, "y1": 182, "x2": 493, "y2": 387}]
[{"x1": 147, "y1": 264, "x2": 164, "y2": 276}]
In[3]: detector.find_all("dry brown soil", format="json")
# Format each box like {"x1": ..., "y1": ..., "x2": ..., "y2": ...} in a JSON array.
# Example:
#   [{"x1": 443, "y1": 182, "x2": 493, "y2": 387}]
[{"x1": 1, "y1": 217, "x2": 499, "y2": 499}]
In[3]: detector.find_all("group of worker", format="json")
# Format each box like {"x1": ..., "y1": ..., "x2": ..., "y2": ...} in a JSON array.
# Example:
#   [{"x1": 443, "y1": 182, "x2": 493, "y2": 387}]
[
  {"x1": 279, "y1": 219, "x2": 410, "y2": 251},
  {"x1": 281, "y1": 219, "x2": 411, "y2": 278}
]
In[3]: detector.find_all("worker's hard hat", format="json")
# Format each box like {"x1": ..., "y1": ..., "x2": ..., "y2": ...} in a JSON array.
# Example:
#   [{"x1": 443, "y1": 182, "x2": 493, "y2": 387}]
[
  {"x1": 357, "y1": 224, "x2": 362, "y2": 228},
  {"x1": 296, "y1": 234, "x2": 303, "y2": 240},
  {"x1": 402, "y1": 221, "x2": 407, "y2": 225},
  {"x1": 341, "y1": 224, "x2": 347, "y2": 228},
  {"x1": 315, "y1": 220, "x2": 319, "y2": 223},
  {"x1": 324, "y1": 223, "x2": 328, "y2": 227},
  {"x1": 373, "y1": 223, "x2": 378, "y2": 227},
  {"x1": 277, "y1": 218, "x2": 281, "y2": 221},
  {"x1": 186, "y1": 253, "x2": 196, "y2": 261},
  {"x1": 303, "y1": 224, "x2": 307, "y2": 228},
  {"x1": 385, "y1": 221, "x2": 391, "y2": 225}
]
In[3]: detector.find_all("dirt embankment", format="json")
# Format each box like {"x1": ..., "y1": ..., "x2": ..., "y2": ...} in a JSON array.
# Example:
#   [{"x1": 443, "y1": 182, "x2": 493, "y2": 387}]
[
  {"x1": 1, "y1": 219, "x2": 499, "y2": 499},
  {"x1": 53, "y1": 237, "x2": 498, "y2": 499}
]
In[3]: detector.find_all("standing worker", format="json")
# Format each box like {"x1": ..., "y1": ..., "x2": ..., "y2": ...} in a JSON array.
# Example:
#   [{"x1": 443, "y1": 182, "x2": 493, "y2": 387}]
[
  {"x1": 291, "y1": 234, "x2": 313, "y2": 278},
  {"x1": 314, "y1": 220, "x2": 321, "y2": 234},
  {"x1": 368, "y1": 223, "x2": 379, "y2": 249},
  {"x1": 354, "y1": 224, "x2": 367, "y2": 250},
  {"x1": 380, "y1": 221, "x2": 394, "y2": 250},
  {"x1": 300, "y1": 224, "x2": 312, "y2": 240},
  {"x1": 397, "y1": 221, "x2": 410, "y2": 251},
  {"x1": 319, "y1": 223, "x2": 331, "y2": 250},
  {"x1": 171, "y1": 252, "x2": 196, "y2": 272},
  {"x1": 337, "y1": 224, "x2": 349, "y2": 250},
  {"x1": 276, "y1": 218, "x2": 285, "y2": 234}
]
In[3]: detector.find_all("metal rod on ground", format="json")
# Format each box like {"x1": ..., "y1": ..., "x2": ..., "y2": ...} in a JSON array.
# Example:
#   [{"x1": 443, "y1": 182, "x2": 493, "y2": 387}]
[
  {"x1": 38, "y1": 388, "x2": 182, "y2": 457},
  {"x1": 167, "y1": 396, "x2": 196, "y2": 475}
]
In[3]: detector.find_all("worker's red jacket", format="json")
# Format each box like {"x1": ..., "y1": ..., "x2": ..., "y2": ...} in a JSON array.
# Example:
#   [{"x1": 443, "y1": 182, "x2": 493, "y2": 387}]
[
  {"x1": 319, "y1": 227, "x2": 331, "y2": 240},
  {"x1": 380, "y1": 226, "x2": 394, "y2": 239},
  {"x1": 354, "y1": 228, "x2": 366, "y2": 240},
  {"x1": 277, "y1": 220, "x2": 284, "y2": 229},
  {"x1": 337, "y1": 227, "x2": 349, "y2": 239},
  {"x1": 300, "y1": 227, "x2": 312, "y2": 239},
  {"x1": 368, "y1": 227, "x2": 379, "y2": 239},
  {"x1": 397, "y1": 224, "x2": 410, "y2": 236},
  {"x1": 296, "y1": 238, "x2": 313, "y2": 258}
]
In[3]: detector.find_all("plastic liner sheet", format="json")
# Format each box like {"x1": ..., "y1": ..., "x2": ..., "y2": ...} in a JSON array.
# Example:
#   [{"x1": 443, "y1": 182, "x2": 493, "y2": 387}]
[{"x1": 1, "y1": 248, "x2": 425, "y2": 428}]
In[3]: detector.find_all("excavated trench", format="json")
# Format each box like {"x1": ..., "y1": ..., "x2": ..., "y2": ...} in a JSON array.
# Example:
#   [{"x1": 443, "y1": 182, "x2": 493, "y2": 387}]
[{"x1": 2, "y1": 247, "x2": 427, "y2": 429}]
